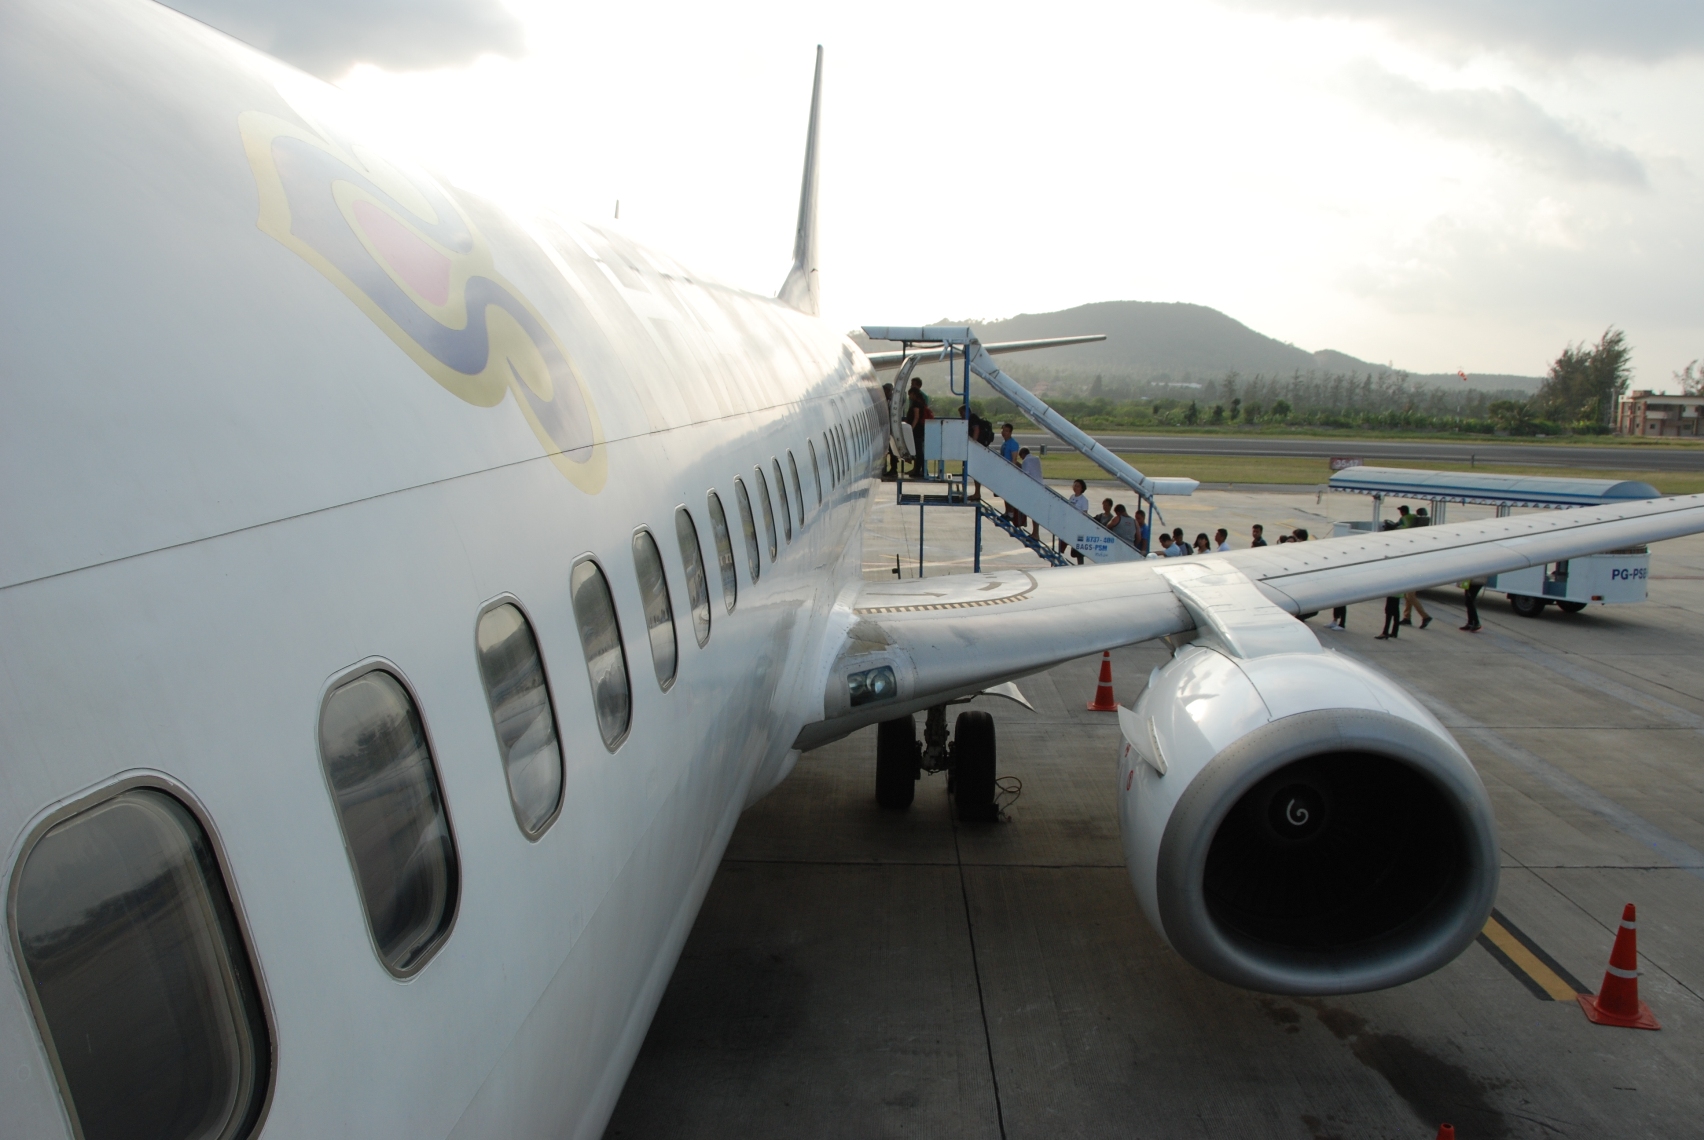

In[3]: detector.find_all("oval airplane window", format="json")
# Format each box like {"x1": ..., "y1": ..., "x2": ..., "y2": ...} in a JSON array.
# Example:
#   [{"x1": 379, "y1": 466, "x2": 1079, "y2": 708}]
[
  {"x1": 631, "y1": 528, "x2": 678, "y2": 689},
  {"x1": 706, "y1": 491, "x2": 739, "y2": 610},
  {"x1": 753, "y1": 466, "x2": 779, "y2": 561},
  {"x1": 732, "y1": 478, "x2": 761, "y2": 584},
  {"x1": 11, "y1": 785, "x2": 272, "y2": 1140},
  {"x1": 319, "y1": 669, "x2": 460, "y2": 975},
  {"x1": 475, "y1": 602, "x2": 564, "y2": 837},
  {"x1": 807, "y1": 440, "x2": 822, "y2": 504},
  {"x1": 787, "y1": 451, "x2": 805, "y2": 529},
  {"x1": 822, "y1": 432, "x2": 836, "y2": 486},
  {"x1": 569, "y1": 559, "x2": 633, "y2": 749},
  {"x1": 771, "y1": 459, "x2": 792, "y2": 543},
  {"x1": 674, "y1": 507, "x2": 712, "y2": 645}
]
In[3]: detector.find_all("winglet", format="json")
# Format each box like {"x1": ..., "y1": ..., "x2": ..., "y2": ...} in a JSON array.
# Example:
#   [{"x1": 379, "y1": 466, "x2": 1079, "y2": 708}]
[{"x1": 777, "y1": 46, "x2": 823, "y2": 316}]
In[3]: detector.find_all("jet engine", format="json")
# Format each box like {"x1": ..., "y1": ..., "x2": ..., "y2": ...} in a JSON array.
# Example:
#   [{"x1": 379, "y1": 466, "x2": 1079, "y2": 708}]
[{"x1": 1117, "y1": 640, "x2": 1498, "y2": 995}]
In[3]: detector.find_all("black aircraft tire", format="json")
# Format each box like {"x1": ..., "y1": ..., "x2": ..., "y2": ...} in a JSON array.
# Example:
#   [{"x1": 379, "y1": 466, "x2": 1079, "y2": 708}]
[
  {"x1": 953, "y1": 711, "x2": 997, "y2": 821},
  {"x1": 1509, "y1": 594, "x2": 1547, "y2": 618},
  {"x1": 876, "y1": 716, "x2": 918, "y2": 809},
  {"x1": 1558, "y1": 601, "x2": 1588, "y2": 614}
]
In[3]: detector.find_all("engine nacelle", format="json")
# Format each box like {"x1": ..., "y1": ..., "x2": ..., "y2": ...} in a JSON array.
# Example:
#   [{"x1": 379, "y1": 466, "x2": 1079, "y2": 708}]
[{"x1": 1118, "y1": 641, "x2": 1499, "y2": 995}]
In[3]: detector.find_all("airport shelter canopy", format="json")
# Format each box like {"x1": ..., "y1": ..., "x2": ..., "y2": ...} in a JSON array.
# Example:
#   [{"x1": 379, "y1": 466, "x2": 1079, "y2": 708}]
[{"x1": 1328, "y1": 466, "x2": 1662, "y2": 510}]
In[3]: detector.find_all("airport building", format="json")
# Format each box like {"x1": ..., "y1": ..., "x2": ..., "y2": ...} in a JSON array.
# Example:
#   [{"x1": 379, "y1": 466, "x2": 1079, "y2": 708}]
[{"x1": 1618, "y1": 389, "x2": 1704, "y2": 436}]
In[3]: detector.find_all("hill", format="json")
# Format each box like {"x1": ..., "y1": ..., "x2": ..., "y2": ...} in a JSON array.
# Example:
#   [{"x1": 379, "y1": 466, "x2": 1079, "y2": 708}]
[{"x1": 853, "y1": 301, "x2": 1541, "y2": 393}]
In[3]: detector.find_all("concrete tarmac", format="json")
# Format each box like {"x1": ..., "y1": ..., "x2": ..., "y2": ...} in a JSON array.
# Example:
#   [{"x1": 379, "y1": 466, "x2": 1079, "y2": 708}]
[
  {"x1": 1015, "y1": 432, "x2": 1704, "y2": 472},
  {"x1": 606, "y1": 488, "x2": 1704, "y2": 1139}
]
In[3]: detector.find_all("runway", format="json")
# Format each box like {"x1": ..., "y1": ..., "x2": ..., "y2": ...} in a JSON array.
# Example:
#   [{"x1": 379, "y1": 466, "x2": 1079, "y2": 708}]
[
  {"x1": 1015, "y1": 432, "x2": 1704, "y2": 472},
  {"x1": 607, "y1": 488, "x2": 1704, "y2": 1139}
]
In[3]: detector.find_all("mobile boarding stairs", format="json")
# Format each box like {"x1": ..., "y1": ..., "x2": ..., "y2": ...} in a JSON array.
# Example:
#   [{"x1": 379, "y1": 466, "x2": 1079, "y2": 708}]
[{"x1": 863, "y1": 325, "x2": 1198, "y2": 569}]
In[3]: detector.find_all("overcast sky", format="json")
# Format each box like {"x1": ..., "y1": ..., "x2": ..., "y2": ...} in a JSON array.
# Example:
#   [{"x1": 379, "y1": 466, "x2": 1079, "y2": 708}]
[{"x1": 169, "y1": 0, "x2": 1703, "y2": 383}]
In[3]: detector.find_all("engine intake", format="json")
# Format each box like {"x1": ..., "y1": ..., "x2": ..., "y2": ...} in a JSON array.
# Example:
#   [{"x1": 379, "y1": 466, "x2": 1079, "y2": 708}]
[{"x1": 1120, "y1": 644, "x2": 1498, "y2": 995}]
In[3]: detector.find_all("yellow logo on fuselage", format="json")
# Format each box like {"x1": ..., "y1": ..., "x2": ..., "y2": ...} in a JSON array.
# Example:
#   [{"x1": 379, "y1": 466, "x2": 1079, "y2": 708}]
[{"x1": 239, "y1": 109, "x2": 605, "y2": 491}]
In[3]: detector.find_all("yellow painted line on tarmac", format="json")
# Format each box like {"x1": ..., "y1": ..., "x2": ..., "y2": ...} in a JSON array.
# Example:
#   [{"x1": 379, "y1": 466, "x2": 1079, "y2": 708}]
[{"x1": 1477, "y1": 909, "x2": 1589, "y2": 1001}]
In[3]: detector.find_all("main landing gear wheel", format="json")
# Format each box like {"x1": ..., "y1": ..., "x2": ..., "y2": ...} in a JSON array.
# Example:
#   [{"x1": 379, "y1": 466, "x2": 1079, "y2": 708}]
[
  {"x1": 876, "y1": 716, "x2": 919, "y2": 809},
  {"x1": 1558, "y1": 601, "x2": 1588, "y2": 614},
  {"x1": 952, "y1": 711, "x2": 998, "y2": 822},
  {"x1": 1509, "y1": 594, "x2": 1547, "y2": 618}
]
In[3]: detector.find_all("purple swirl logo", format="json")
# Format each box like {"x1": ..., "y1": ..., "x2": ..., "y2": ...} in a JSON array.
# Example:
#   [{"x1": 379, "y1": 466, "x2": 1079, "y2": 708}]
[{"x1": 239, "y1": 109, "x2": 605, "y2": 490}]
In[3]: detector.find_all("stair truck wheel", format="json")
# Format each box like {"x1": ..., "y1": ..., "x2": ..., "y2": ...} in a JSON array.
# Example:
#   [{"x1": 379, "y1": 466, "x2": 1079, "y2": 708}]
[
  {"x1": 1509, "y1": 594, "x2": 1547, "y2": 618},
  {"x1": 876, "y1": 716, "x2": 919, "y2": 809},
  {"x1": 1557, "y1": 601, "x2": 1588, "y2": 614},
  {"x1": 952, "y1": 711, "x2": 997, "y2": 822}
]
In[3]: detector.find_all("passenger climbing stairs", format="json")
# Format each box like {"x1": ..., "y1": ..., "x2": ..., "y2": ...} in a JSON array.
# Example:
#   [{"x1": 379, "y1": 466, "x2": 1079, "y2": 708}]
[{"x1": 869, "y1": 325, "x2": 1201, "y2": 568}]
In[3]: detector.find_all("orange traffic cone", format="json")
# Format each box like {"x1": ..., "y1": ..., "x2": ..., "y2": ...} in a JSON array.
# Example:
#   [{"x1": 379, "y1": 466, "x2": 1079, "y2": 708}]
[
  {"x1": 1577, "y1": 903, "x2": 1660, "y2": 1029},
  {"x1": 1435, "y1": 1126, "x2": 1455, "y2": 1140},
  {"x1": 1087, "y1": 651, "x2": 1118, "y2": 711}
]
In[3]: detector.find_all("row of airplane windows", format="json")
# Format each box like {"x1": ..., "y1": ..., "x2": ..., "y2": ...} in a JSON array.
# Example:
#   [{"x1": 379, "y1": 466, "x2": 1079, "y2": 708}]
[{"x1": 5, "y1": 404, "x2": 881, "y2": 1140}]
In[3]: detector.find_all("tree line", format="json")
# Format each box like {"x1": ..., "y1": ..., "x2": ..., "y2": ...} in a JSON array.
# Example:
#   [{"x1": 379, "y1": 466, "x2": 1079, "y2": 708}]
[{"x1": 968, "y1": 329, "x2": 1636, "y2": 436}]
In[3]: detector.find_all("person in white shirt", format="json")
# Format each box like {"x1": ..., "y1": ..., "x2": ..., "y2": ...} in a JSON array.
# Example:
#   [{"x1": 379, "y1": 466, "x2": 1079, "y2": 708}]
[
  {"x1": 1018, "y1": 447, "x2": 1043, "y2": 482},
  {"x1": 1016, "y1": 448, "x2": 1044, "y2": 538},
  {"x1": 1214, "y1": 528, "x2": 1230, "y2": 552},
  {"x1": 1060, "y1": 478, "x2": 1090, "y2": 563}
]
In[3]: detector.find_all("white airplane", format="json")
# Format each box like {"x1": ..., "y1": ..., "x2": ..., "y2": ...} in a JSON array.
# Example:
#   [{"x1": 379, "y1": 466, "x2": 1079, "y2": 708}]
[{"x1": 6, "y1": 3, "x2": 1704, "y2": 1138}]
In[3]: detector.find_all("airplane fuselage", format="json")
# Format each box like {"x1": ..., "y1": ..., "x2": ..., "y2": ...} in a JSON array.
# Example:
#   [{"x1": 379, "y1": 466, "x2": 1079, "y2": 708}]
[{"x1": 1, "y1": 4, "x2": 883, "y2": 1135}]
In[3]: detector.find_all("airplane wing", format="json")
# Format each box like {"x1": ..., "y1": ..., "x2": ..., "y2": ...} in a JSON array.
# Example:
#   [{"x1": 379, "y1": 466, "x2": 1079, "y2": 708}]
[
  {"x1": 795, "y1": 490, "x2": 1704, "y2": 996},
  {"x1": 794, "y1": 491, "x2": 1704, "y2": 747}
]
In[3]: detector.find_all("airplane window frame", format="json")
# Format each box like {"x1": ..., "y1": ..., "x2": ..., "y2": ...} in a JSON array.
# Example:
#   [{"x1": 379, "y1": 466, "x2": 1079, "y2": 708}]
[
  {"x1": 317, "y1": 663, "x2": 462, "y2": 978},
  {"x1": 569, "y1": 558, "x2": 633, "y2": 751},
  {"x1": 807, "y1": 440, "x2": 822, "y2": 504},
  {"x1": 771, "y1": 458, "x2": 792, "y2": 543},
  {"x1": 474, "y1": 597, "x2": 566, "y2": 839},
  {"x1": 630, "y1": 528, "x2": 679, "y2": 691},
  {"x1": 674, "y1": 506, "x2": 713, "y2": 646},
  {"x1": 706, "y1": 491, "x2": 739, "y2": 610},
  {"x1": 8, "y1": 775, "x2": 276, "y2": 1140},
  {"x1": 732, "y1": 478, "x2": 762, "y2": 583},
  {"x1": 753, "y1": 465, "x2": 779, "y2": 561},
  {"x1": 786, "y1": 451, "x2": 805, "y2": 528}
]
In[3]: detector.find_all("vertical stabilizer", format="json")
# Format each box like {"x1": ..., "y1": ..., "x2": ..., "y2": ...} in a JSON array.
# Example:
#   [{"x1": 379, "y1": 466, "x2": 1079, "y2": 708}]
[{"x1": 777, "y1": 46, "x2": 823, "y2": 316}]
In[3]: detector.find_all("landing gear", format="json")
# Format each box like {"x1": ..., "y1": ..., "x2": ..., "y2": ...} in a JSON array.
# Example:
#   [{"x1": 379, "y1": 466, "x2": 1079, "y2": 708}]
[
  {"x1": 876, "y1": 716, "x2": 919, "y2": 808},
  {"x1": 1557, "y1": 601, "x2": 1588, "y2": 614},
  {"x1": 1508, "y1": 594, "x2": 1547, "y2": 618},
  {"x1": 873, "y1": 704, "x2": 1000, "y2": 820}
]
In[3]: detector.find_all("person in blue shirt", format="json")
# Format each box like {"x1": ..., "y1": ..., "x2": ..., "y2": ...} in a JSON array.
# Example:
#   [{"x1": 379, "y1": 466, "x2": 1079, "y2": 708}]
[{"x1": 998, "y1": 423, "x2": 1021, "y2": 464}]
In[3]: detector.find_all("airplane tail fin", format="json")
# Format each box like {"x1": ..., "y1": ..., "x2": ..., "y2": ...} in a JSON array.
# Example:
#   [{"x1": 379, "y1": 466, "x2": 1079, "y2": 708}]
[{"x1": 777, "y1": 46, "x2": 823, "y2": 316}]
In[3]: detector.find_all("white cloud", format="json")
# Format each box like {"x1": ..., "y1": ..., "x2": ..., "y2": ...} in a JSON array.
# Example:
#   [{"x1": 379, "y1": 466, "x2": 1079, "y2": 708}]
[
  {"x1": 1346, "y1": 62, "x2": 1647, "y2": 186},
  {"x1": 1222, "y1": 0, "x2": 1704, "y2": 61},
  {"x1": 304, "y1": 0, "x2": 1703, "y2": 380},
  {"x1": 158, "y1": 0, "x2": 524, "y2": 78}
]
